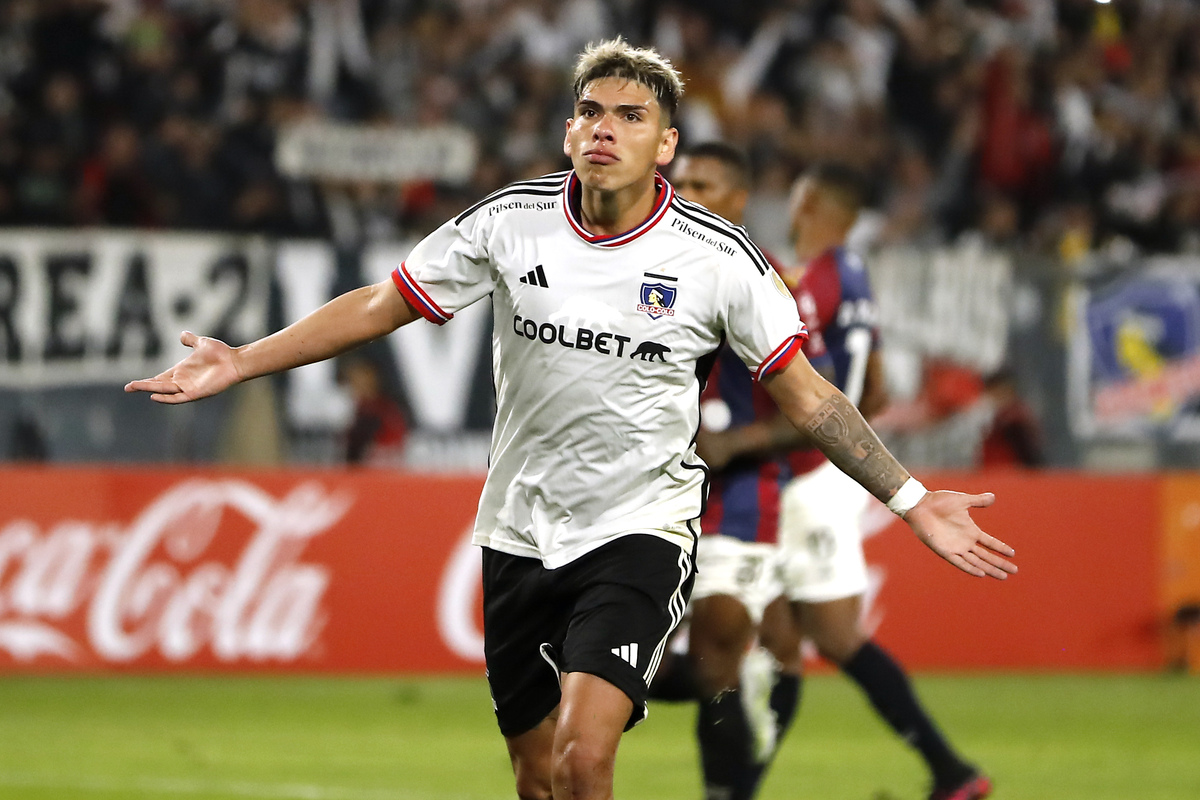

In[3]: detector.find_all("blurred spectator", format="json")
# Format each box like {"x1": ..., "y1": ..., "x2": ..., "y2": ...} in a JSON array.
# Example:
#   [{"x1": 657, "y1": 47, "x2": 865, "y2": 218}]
[
  {"x1": 27, "y1": 72, "x2": 92, "y2": 165},
  {"x1": 9, "y1": 415, "x2": 48, "y2": 461},
  {"x1": 977, "y1": 46, "x2": 1057, "y2": 225},
  {"x1": 877, "y1": 138, "x2": 941, "y2": 245},
  {"x1": 978, "y1": 368, "x2": 1046, "y2": 468},
  {"x1": 337, "y1": 354, "x2": 408, "y2": 466},
  {"x1": 0, "y1": 0, "x2": 1194, "y2": 258},
  {"x1": 144, "y1": 115, "x2": 232, "y2": 230},
  {"x1": 215, "y1": 0, "x2": 307, "y2": 123},
  {"x1": 307, "y1": 0, "x2": 376, "y2": 118},
  {"x1": 74, "y1": 120, "x2": 158, "y2": 226},
  {"x1": 872, "y1": 359, "x2": 1044, "y2": 469},
  {"x1": 15, "y1": 141, "x2": 74, "y2": 225},
  {"x1": 505, "y1": 0, "x2": 612, "y2": 71}
]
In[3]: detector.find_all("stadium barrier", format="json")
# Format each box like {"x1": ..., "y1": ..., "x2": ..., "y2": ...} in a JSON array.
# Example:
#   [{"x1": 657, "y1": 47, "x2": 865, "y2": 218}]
[{"x1": 0, "y1": 467, "x2": 1195, "y2": 673}]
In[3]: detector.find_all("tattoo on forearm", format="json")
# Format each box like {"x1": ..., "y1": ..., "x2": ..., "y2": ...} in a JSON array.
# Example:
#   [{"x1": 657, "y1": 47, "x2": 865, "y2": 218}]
[{"x1": 804, "y1": 394, "x2": 908, "y2": 503}]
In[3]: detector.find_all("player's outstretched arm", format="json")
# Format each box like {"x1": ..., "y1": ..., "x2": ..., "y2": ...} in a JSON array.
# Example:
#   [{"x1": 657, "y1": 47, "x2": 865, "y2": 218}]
[
  {"x1": 761, "y1": 353, "x2": 1017, "y2": 580},
  {"x1": 697, "y1": 353, "x2": 889, "y2": 470},
  {"x1": 125, "y1": 279, "x2": 420, "y2": 404}
]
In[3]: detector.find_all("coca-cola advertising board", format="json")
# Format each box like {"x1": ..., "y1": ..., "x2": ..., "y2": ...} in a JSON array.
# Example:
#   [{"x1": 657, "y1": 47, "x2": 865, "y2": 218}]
[
  {"x1": 0, "y1": 467, "x2": 486, "y2": 672},
  {"x1": 0, "y1": 467, "x2": 1177, "y2": 673}
]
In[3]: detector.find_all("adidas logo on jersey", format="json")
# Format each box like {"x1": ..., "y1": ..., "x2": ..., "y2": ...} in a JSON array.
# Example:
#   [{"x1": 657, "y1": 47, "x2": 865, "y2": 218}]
[
  {"x1": 519, "y1": 264, "x2": 549, "y2": 287},
  {"x1": 611, "y1": 643, "x2": 639, "y2": 668}
]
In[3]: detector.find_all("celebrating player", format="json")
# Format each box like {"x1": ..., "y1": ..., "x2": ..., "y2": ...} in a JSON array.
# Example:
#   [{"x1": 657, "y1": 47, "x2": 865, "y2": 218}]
[{"x1": 127, "y1": 39, "x2": 1015, "y2": 800}]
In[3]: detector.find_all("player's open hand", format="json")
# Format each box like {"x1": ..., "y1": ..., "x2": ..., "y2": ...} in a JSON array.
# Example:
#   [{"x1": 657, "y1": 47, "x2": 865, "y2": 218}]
[
  {"x1": 124, "y1": 331, "x2": 243, "y2": 403},
  {"x1": 904, "y1": 490, "x2": 1016, "y2": 580}
]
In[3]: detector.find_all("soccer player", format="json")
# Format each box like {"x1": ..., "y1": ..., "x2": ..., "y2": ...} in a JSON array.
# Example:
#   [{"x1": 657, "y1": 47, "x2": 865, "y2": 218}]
[
  {"x1": 782, "y1": 164, "x2": 991, "y2": 800},
  {"x1": 697, "y1": 161, "x2": 994, "y2": 800},
  {"x1": 126, "y1": 40, "x2": 1015, "y2": 800},
  {"x1": 665, "y1": 142, "x2": 809, "y2": 800}
]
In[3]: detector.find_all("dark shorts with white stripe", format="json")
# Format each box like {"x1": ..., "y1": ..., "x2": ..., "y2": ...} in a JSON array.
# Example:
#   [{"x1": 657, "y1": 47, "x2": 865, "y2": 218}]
[{"x1": 482, "y1": 534, "x2": 695, "y2": 737}]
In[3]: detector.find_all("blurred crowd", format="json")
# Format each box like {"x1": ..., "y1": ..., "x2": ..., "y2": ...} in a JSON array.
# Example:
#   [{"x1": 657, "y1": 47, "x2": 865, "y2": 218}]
[{"x1": 1, "y1": 0, "x2": 1198, "y2": 261}]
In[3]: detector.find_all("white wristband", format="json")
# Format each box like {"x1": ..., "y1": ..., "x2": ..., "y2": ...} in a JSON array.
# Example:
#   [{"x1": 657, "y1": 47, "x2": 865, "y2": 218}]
[{"x1": 886, "y1": 477, "x2": 928, "y2": 518}]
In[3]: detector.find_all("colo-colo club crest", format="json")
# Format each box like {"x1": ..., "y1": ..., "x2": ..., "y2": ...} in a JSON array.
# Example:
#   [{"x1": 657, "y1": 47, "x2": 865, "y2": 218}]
[{"x1": 638, "y1": 273, "x2": 677, "y2": 319}]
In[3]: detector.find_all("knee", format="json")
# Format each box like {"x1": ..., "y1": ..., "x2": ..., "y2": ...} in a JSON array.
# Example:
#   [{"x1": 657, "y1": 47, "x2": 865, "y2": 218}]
[
  {"x1": 759, "y1": 619, "x2": 802, "y2": 674},
  {"x1": 690, "y1": 621, "x2": 750, "y2": 691},
  {"x1": 512, "y1": 761, "x2": 552, "y2": 800},
  {"x1": 552, "y1": 737, "x2": 615, "y2": 796},
  {"x1": 689, "y1": 638, "x2": 744, "y2": 697},
  {"x1": 510, "y1": 751, "x2": 553, "y2": 800},
  {"x1": 813, "y1": 628, "x2": 867, "y2": 665}
]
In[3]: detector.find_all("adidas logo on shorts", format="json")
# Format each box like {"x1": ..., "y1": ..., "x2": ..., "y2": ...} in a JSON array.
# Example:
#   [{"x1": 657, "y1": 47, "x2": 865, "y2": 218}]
[{"x1": 611, "y1": 643, "x2": 638, "y2": 667}]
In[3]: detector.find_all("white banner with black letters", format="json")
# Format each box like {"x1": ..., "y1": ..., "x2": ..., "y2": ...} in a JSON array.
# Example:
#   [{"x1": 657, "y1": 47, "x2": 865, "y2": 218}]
[
  {"x1": 0, "y1": 230, "x2": 270, "y2": 387},
  {"x1": 274, "y1": 239, "x2": 492, "y2": 434}
]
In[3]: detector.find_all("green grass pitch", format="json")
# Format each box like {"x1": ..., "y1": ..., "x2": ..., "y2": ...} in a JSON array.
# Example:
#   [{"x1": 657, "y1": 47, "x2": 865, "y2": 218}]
[{"x1": 0, "y1": 673, "x2": 1196, "y2": 799}]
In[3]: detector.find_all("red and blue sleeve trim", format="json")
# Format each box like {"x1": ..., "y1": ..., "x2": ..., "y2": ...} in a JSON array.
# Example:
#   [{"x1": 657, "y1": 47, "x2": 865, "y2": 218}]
[
  {"x1": 755, "y1": 328, "x2": 808, "y2": 382},
  {"x1": 391, "y1": 263, "x2": 453, "y2": 325}
]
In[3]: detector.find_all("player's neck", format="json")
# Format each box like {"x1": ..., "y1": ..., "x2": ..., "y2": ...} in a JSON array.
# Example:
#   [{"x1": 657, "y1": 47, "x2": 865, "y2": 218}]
[
  {"x1": 793, "y1": 229, "x2": 844, "y2": 263},
  {"x1": 577, "y1": 173, "x2": 659, "y2": 237}
]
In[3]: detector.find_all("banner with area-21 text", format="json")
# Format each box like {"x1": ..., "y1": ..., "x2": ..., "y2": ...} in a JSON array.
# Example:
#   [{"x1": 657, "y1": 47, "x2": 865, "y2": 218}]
[{"x1": 0, "y1": 230, "x2": 271, "y2": 388}]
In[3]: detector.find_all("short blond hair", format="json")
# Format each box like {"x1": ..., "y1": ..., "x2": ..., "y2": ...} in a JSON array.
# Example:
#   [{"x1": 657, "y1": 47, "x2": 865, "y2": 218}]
[{"x1": 572, "y1": 38, "x2": 685, "y2": 124}]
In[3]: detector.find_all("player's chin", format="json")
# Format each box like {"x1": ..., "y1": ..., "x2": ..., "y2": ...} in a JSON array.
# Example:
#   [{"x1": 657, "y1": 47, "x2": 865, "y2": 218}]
[{"x1": 575, "y1": 162, "x2": 623, "y2": 187}]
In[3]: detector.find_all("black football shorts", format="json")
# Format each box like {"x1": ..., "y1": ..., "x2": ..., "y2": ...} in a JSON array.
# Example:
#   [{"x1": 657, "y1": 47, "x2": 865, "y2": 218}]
[{"x1": 482, "y1": 534, "x2": 695, "y2": 737}]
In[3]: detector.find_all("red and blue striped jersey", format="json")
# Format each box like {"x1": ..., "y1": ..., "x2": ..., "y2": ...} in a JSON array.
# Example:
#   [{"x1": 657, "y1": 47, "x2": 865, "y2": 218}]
[
  {"x1": 699, "y1": 345, "x2": 791, "y2": 543},
  {"x1": 699, "y1": 251, "x2": 799, "y2": 544},
  {"x1": 789, "y1": 245, "x2": 880, "y2": 477}
]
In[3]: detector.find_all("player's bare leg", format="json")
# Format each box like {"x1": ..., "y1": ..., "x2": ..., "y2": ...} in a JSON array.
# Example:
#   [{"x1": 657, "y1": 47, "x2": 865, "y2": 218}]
[
  {"x1": 689, "y1": 593, "x2": 755, "y2": 695},
  {"x1": 796, "y1": 594, "x2": 866, "y2": 662},
  {"x1": 759, "y1": 595, "x2": 803, "y2": 675},
  {"x1": 504, "y1": 674, "x2": 630, "y2": 800},
  {"x1": 689, "y1": 593, "x2": 764, "y2": 800},
  {"x1": 505, "y1": 708, "x2": 558, "y2": 800},
  {"x1": 551, "y1": 672, "x2": 631, "y2": 800}
]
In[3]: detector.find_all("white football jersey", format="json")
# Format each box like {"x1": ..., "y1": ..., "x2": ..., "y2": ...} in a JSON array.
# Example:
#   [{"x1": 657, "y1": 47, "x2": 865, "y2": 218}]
[{"x1": 393, "y1": 171, "x2": 807, "y2": 568}]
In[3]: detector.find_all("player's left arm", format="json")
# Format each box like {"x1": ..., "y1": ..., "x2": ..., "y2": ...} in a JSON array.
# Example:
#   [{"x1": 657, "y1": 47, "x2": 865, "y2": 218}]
[
  {"x1": 761, "y1": 351, "x2": 1017, "y2": 580},
  {"x1": 697, "y1": 352, "x2": 872, "y2": 470},
  {"x1": 694, "y1": 357, "x2": 832, "y2": 469}
]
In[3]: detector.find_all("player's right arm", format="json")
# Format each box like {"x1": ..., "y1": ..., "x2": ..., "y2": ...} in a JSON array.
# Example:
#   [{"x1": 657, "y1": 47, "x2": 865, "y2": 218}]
[
  {"x1": 127, "y1": 178, "x2": 504, "y2": 405},
  {"x1": 125, "y1": 279, "x2": 419, "y2": 404}
]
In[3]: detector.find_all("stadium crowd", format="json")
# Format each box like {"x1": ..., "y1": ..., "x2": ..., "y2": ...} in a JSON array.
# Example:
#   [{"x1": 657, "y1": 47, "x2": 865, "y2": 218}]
[{"x1": 0, "y1": 0, "x2": 1198, "y2": 263}]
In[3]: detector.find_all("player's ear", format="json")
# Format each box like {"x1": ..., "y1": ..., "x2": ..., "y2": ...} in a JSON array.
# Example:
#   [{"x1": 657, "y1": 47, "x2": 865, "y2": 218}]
[
  {"x1": 563, "y1": 118, "x2": 574, "y2": 157},
  {"x1": 655, "y1": 126, "x2": 678, "y2": 168}
]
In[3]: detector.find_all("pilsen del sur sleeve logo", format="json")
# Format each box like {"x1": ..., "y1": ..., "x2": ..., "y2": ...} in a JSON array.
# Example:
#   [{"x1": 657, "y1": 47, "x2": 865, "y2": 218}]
[{"x1": 638, "y1": 272, "x2": 678, "y2": 319}]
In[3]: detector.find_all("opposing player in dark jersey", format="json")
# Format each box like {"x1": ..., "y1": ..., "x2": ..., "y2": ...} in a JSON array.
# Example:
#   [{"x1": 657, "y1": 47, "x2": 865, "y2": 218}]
[
  {"x1": 661, "y1": 142, "x2": 810, "y2": 800},
  {"x1": 127, "y1": 41, "x2": 1014, "y2": 800},
  {"x1": 699, "y1": 162, "x2": 994, "y2": 800},
  {"x1": 782, "y1": 165, "x2": 991, "y2": 800}
]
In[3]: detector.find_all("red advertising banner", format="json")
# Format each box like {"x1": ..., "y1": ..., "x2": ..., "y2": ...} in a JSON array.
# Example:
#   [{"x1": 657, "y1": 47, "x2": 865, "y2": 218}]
[
  {"x1": 0, "y1": 466, "x2": 1183, "y2": 672},
  {"x1": 0, "y1": 467, "x2": 486, "y2": 672},
  {"x1": 861, "y1": 471, "x2": 1163, "y2": 670}
]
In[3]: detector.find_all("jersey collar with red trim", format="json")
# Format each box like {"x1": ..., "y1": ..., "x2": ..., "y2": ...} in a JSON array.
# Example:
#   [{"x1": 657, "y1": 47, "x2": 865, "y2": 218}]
[{"x1": 562, "y1": 171, "x2": 674, "y2": 247}]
